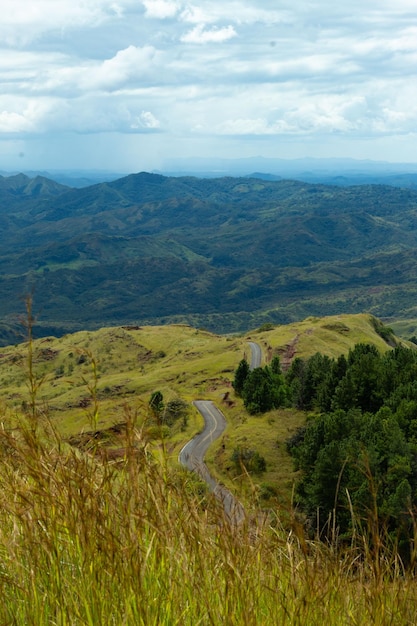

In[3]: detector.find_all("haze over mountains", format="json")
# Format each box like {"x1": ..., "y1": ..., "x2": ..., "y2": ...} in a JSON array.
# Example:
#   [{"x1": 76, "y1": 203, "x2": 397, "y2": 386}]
[
  {"x1": 1, "y1": 167, "x2": 417, "y2": 344},
  {"x1": 2, "y1": 157, "x2": 417, "y2": 189}
]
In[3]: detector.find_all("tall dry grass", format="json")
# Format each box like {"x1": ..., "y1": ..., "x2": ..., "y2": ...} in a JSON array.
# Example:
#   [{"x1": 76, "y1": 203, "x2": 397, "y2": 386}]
[{"x1": 1, "y1": 409, "x2": 417, "y2": 625}]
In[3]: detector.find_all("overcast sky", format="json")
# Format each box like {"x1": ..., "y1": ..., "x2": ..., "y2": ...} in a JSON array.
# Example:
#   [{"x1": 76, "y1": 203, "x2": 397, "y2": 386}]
[{"x1": 1, "y1": 0, "x2": 416, "y2": 173}]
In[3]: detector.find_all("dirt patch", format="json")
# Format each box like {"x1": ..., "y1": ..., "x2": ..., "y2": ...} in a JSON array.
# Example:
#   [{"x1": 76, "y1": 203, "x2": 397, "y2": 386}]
[
  {"x1": 280, "y1": 335, "x2": 299, "y2": 371},
  {"x1": 35, "y1": 348, "x2": 59, "y2": 361},
  {"x1": 67, "y1": 422, "x2": 127, "y2": 449}
]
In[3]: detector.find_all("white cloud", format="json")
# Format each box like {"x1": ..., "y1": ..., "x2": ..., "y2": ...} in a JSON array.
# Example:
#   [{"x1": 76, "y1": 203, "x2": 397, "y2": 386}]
[
  {"x1": 0, "y1": 0, "x2": 133, "y2": 45},
  {"x1": 181, "y1": 3, "x2": 289, "y2": 26},
  {"x1": 0, "y1": 110, "x2": 34, "y2": 133},
  {"x1": 142, "y1": 0, "x2": 181, "y2": 19},
  {"x1": 89, "y1": 46, "x2": 158, "y2": 90},
  {"x1": 33, "y1": 98, "x2": 162, "y2": 135},
  {"x1": 213, "y1": 117, "x2": 293, "y2": 135},
  {"x1": 37, "y1": 46, "x2": 160, "y2": 94},
  {"x1": 181, "y1": 24, "x2": 237, "y2": 44},
  {"x1": 0, "y1": 97, "x2": 57, "y2": 133},
  {"x1": 132, "y1": 111, "x2": 161, "y2": 129}
]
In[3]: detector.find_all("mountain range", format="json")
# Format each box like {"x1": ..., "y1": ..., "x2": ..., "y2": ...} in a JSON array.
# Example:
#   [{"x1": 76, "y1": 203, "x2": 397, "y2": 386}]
[{"x1": 1, "y1": 171, "x2": 417, "y2": 344}]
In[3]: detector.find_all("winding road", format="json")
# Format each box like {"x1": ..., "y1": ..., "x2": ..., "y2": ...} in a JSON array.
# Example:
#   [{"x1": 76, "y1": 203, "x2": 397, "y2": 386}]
[
  {"x1": 247, "y1": 341, "x2": 262, "y2": 369},
  {"x1": 178, "y1": 342, "x2": 262, "y2": 524}
]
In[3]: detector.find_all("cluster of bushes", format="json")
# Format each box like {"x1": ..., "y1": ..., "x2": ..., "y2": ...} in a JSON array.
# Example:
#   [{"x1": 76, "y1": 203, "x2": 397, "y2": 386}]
[
  {"x1": 231, "y1": 447, "x2": 266, "y2": 475},
  {"x1": 149, "y1": 391, "x2": 189, "y2": 429}
]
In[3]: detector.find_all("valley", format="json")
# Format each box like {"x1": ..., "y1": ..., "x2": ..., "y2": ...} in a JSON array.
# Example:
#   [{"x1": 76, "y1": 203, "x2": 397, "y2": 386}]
[
  {"x1": 1, "y1": 172, "x2": 417, "y2": 342},
  {"x1": 1, "y1": 304, "x2": 417, "y2": 622}
]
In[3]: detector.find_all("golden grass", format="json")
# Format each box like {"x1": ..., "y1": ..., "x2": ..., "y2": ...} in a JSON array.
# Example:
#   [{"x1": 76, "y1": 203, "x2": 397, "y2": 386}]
[
  {"x1": 250, "y1": 313, "x2": 396, "y2": 361},
  {"x1": 1, "y1": 407, "x2": 417, "y2": 624},
  {"x1": 0, "y1": 324, "x2": 244, "y2": 436}
]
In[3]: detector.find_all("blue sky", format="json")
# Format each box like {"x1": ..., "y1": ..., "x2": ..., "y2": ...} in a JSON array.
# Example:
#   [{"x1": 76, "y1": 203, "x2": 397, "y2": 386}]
[{"x1": 0, "y1": 0, "x2": 416, "y2": 172}]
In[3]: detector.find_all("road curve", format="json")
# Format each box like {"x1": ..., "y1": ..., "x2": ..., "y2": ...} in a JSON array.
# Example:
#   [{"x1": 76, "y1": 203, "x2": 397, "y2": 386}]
[
  {"x1": 247, "y1": 341, "x2": 262, "y2": 370},
  {"x1": 179, "y1": 400, "x2": 244, "y2": 525}
]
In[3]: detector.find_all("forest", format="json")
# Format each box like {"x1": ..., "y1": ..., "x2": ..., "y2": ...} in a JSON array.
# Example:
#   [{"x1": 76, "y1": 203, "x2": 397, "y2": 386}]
[
  {"x1": 234, "y1": 339, "x2": 417, "y2": 560},
  {"x1": 2, "y1": 172, "x2": 417, "y2": 341}
]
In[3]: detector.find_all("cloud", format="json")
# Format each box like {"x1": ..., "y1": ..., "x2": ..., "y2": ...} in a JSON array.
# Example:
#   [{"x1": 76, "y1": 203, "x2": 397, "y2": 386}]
[
  {"x1": 0, "y1": 0, "x2": 417, "y2": 168},
  {"x1": 36, "y1": 46, "x2": 160, "y2": 94},
  {"x1": 42, "y1": 98, "x2": 162, "y2": 135},
  {"x1": 180, "y1": 3, "x2": 289, "y2": 26},
  {"x1": 0, "y1": 110, "x2": 34, "y2": 133},
  {"x1": 181, "y1": 24, "x2": 237, "y2": 44},
  {"x1": 142, "y1": 0, "x2": 181, "y2": 19},
  {"x1": 0, "y1": 0, "x2": 132, "y2": 46},
  {"x1": 0, "y1": 97, "x2": 58, "y2": 133},
  {"x1": 131, "y1": 111, "x2": 161, "y2": 130},
  {"x1": 89, "y1": 46, "x2": 159, "y2": 90},
  {"x1": 181, "y1": 84, "x2": 417, "y2": 140}
]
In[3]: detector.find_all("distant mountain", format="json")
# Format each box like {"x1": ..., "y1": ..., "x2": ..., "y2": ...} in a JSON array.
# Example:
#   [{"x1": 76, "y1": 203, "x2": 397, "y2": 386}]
[
  {"x1": 0, "y1": 173, "x2": 70, "y2": 197},
  {"x1": 161, "y1": 157, "x2": 417, "y2": 188},
  {"x1": 3, "y1": 158, "x2": 417, "y2": 189},
  {"x1": 1, "y1": 171, "x2": 417, "y2": 342},
  {"x1": 0, "y1": 170, "x2": 127, "y2": 188}
]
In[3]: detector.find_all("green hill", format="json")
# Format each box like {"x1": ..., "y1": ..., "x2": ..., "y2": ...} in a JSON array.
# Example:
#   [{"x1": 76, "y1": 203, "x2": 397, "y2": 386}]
[
  {"x1": 0, "y1": 312, "x2": 404, "y2": 502},
  {"x1": 2, "y1": 173, "x2": 417, "y2": 340}
]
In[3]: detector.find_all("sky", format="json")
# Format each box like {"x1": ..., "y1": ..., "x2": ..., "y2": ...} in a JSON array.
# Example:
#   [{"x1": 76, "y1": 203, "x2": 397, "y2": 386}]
[{"x1": 0, "y1": 0, "x2": 416, "y2": 173}]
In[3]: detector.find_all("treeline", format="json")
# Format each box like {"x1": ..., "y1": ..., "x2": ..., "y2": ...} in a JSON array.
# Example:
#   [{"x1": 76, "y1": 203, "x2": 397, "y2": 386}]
[{"x1": 234, "y1": 344, "x2": 417, "y2": 558}]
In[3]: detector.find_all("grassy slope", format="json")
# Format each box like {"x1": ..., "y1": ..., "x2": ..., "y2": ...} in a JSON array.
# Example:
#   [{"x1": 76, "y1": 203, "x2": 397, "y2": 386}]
[
  {"x1": 0, "y1": 312, "x2": 402, "y2": 512},
  {"x1": 0, "y1": 324, "x2": 242, "y2": 436}
]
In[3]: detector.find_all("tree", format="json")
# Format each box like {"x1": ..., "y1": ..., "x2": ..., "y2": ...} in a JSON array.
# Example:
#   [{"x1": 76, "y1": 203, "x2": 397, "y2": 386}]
[
  {"x1": 242, "y1": 367, "x2": 277, "y2": 414},
  {"x1": 233, "y1": 358, "x2": 250, "y2": 396},
  {"x1": 270, "y1": 355, "x2": 282, "y2": 376}
]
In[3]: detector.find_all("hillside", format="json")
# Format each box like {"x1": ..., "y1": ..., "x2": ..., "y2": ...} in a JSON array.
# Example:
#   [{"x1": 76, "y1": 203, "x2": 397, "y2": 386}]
[
  {"x1": 1, "y1": 172, "x2": 417, "y2": 340},
  {"x1": 2, "y1": 312, "x2": 417, "y2": 624},
  {"x1": 0, "y1": 312, "x2": 404, "y2": 504}
]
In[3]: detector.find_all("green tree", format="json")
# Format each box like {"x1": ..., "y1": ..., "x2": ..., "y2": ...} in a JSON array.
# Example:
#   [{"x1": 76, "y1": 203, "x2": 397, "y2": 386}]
[
  {"x1": 270, "y1": 355, "x2": 282, "y2": 376},
  {"x1": 233, "y1": 358, "x2": 250, "y2": 396},
  {"x1": 242, "y1": 367, "x2": 277, "y2": 414}
]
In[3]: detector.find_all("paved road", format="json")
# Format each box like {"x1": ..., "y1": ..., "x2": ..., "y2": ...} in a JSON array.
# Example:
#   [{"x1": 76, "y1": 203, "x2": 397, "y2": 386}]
[
  {"x1": 179, "y1": 400, "x2": 244, "y2": 525},
  {"x1": 178, "y1": 342, "x2": 263, "y2": 524},
  {"x1": 248, "y1": 341, "x2": 262, "y2": 370}
]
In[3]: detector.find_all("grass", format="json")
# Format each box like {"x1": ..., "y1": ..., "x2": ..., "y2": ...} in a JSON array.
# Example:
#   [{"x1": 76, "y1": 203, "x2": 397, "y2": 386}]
[
  {"x1": 1, "y1": 312, "x2": 417, "y2": 622},
  {"x1": 207, "y1": 407, "x2": 306, "y2": 511},
  {"x1": 0, "y1": 324, "x2": 243, "y2": 437},
  {"x1": 1, "y1": 408, "x2": 417, "y2": 624},
  {"x1": 390, "y1": 317, "x2": 417, "y2": 338},
  {"x1": 250, "y1": 312, "x2": 398, "y2": 362}
]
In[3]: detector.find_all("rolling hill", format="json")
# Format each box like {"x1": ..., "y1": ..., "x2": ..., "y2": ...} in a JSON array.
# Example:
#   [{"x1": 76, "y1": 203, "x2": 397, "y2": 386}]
[
  {"x1": 2, "y1": 172, "x2": 417, "y2": 341},
  {"x1": 0, "y1": 312, "x2": 404, "y2": 499}
]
